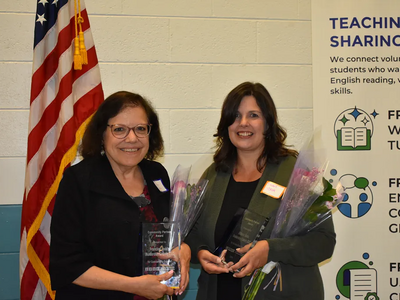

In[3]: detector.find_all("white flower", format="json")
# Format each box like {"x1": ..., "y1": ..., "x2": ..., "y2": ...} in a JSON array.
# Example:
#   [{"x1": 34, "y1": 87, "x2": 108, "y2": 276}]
[
  {"x1": 313, "y1": 181, "x2": 325, "y2": 195},
  {"x1": 325, "y1": 201, "x2": 333, "y2": 209}
]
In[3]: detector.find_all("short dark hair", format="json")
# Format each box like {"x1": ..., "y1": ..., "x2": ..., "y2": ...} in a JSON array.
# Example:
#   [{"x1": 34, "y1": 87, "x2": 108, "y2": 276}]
[
  {"x1": 213, "y1": 81, "x2": 298, "y2": 172},
  {"x1": 80, "y1": 91, "x2": 164, "y2": 160}
]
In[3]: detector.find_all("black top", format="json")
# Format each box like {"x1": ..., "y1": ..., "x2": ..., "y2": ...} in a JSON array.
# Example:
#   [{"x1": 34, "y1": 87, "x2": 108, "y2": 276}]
[
  {"x1": 49, "y1": 156, "x2": 171, "y2": 300},
  {"x1": 215, "y1": 175, "x2": 259, "y2": 300}
]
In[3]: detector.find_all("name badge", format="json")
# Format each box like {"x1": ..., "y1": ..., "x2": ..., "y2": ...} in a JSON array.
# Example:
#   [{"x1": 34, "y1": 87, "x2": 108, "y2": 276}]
[
  {"x1": 153, "y1": 179, "x2": 168, "y2": 192},
  {"x1": 261, "y1": 181, "x2": 286, "y2": 199}
]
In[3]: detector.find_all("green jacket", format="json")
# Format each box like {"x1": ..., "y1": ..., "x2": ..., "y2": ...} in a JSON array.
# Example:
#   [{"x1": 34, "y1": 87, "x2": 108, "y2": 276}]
[{"x1": 185, "y1": 156, "x2": 336, "y2": 300}]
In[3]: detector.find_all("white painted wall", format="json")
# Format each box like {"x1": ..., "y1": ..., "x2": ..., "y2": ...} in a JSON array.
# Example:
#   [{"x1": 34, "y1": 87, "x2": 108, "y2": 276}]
[{"x1": 0, "y1": 0, "x2": 313, "y2": 205}]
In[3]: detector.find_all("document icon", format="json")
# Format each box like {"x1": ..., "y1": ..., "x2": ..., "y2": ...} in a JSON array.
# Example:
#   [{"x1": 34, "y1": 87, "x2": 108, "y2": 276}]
[{"x1": 349, "y1": 268, "x2": 377, "y2": 299}]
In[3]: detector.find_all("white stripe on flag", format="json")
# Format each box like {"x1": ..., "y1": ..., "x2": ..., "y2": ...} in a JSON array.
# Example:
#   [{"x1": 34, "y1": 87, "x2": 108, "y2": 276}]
[
  {"x1": 19, "y1": 228, "x2": 28, "y2": 282},
  {"x1": 32, "y1": 279, "x2": 48, "y2": 300},
  {"x1": 39, "y1": 211, "x2": 52, "y2": 245}
]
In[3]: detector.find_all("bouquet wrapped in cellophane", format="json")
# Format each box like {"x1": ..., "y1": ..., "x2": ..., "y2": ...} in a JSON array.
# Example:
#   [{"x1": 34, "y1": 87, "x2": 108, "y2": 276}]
[
  {"x1": 153, "y1": 165, "x2": 208, "y2": 294},
  {"x1": 242, "y1": 133, "x2": 344, "y2": 300},
  {"x1": 169, "y1": 164, "x2": 209, "y2": 241}
]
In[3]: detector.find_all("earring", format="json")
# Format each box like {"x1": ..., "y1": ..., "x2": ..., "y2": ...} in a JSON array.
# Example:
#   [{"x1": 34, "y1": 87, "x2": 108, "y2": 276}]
[{"x1": 101, "y1": 142, "x2": 105, "y2": 156}]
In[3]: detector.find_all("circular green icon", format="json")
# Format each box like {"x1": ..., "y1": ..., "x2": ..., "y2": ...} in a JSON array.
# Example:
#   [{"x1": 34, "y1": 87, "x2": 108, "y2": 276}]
[{"x1": 336, "y1": 261, "x2": 368, "y2": 298}]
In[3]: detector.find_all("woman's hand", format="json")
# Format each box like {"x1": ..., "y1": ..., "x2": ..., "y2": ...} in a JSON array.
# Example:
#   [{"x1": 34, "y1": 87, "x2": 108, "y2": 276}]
[
  {"x1": 155, "y1": 243, "x2": 191, "y2": 295},
  {"x1": 72, "y1": 266, "x2": 175, "y2": 299},
  {"x1": 230, "y1": 240, "x2": 270, "y2": 278},
  {"x1": 133, "y1": 271, "x2": 175, "y2": 299},
  {"x1": 176, "y1": 243, "x2": 191, "y2": 295},
  {"x1": 197, "y1": 249, "x2": 230, "y2": 274}
]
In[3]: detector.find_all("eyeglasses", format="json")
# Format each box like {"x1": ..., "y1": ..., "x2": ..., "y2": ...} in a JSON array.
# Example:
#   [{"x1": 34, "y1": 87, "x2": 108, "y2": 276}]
[{"x1": 107, "y1": 124, "x2": 152, "y2": 139}]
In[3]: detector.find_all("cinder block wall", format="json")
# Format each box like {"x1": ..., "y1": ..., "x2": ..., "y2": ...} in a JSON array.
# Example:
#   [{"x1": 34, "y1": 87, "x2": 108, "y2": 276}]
[{"x1": 0, "y1": 1, "x2": 313, "y2": 299}]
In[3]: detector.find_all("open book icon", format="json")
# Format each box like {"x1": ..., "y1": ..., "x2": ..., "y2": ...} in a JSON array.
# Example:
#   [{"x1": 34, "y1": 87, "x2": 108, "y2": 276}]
[{"x1": 337, "y1": 127, "x2": 371, "y2": 150}]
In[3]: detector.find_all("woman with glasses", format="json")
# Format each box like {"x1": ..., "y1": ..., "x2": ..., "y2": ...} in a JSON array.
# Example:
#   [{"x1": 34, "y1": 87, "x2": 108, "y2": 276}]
[
  {"x1": 49, "y1": 91, "x2": 190, "y2": 300},
  {"x1": 185, "y1": 82, "x2": 336, "y2": 300}
]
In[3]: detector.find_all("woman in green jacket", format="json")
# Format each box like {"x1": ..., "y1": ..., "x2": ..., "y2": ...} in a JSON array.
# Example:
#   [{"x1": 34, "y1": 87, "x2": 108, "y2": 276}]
[{"x1": 186, "y1": 82, "x2": 336, "y2": 300}]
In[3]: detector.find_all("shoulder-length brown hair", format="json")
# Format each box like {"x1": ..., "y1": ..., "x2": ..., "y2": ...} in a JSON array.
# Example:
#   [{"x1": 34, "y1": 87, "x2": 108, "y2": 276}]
[
  {"x1": 213, "y1": 82, "x2": 298, "y2": 172},
  {"x1": 80, "y1": 91, "x2": 164, "y2": 160}
]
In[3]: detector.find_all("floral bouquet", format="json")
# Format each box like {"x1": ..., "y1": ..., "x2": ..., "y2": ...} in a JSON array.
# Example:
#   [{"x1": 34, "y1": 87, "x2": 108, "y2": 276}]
[
  {"x1": 169, "y1": 164, "x2": 209, "y2": 241},
  {"x1": 148, "y1": 165, "x2": 208, "y2": 292},
  {"x1": 242, "y1": 133, "x2": 344, "y2": 300}
]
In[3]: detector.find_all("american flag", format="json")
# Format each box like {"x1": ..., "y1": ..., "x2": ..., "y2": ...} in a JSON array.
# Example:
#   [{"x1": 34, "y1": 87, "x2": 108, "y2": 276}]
[{"x1": 20, "y1": 1, "x2": 103, "y2": 299}]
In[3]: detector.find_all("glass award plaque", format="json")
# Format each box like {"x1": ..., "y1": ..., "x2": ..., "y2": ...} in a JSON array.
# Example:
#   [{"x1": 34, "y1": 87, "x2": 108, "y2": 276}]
[
  {"x1": 142, "y1": 222, "x2": 181, "y2": 288},
  {"x1": 214, "y1": 208, "x2": 269, "y2": 265}
]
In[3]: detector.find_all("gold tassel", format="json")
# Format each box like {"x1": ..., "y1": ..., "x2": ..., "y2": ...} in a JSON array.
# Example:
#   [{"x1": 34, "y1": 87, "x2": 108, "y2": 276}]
[
  {"x1": 77, "y1": 0, "x2": 88, "y2": 65},
  {"x1": 79, "y1": 28, "x2": 88, "y2": 65},
  {"x1": 74, "y1": 36, "x2": 82, "y2": 70},
  {"x1": 73, "y1": 0, "x2": 82, "y2": 70}
]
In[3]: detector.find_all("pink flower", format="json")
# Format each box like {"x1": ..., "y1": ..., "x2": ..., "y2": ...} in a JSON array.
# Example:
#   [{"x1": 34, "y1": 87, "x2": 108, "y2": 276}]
[
  {"x1": 325, "y1": 201, "x2": 333, "y2": 210},
  {"x1": 172, "y1": 180, "x2": 187, "y2": 194}
]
